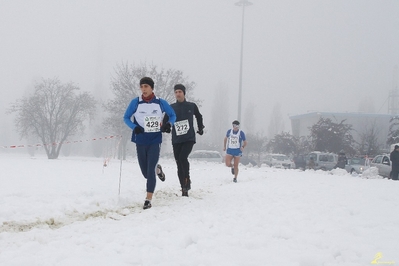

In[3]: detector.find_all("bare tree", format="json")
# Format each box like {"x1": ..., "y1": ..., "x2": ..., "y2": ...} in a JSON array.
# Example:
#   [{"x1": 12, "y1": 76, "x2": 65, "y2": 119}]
[
  {"x1": 9, "y1": 78, "x2": 96, "y2": 159},
  {"x1": 245, "y1": 132, "x2": 268, "y2": 166},
  {"x1": 103, "y1": 62, "x2": 200, "y2": 159},
  {"x1": 357, "y1": 120, "x2": 381, "y2": 156}
]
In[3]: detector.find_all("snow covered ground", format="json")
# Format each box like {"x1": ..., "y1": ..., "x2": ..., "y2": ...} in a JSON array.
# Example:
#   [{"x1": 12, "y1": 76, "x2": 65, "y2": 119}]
[{"x1": 1, "y1": 153, "x2": 398, "y2": 266}]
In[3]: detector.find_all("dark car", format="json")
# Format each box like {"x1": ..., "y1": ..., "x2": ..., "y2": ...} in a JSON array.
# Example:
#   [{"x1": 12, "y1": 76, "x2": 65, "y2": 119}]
[{"x1": 293, "y1": 155, "x2": 307, "y2": 169}]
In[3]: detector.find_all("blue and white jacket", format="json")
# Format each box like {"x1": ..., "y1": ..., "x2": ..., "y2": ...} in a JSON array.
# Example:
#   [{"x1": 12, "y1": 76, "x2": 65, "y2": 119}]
[{"x1": 123, "y1": 96, "x2": 176, "y2": 145}]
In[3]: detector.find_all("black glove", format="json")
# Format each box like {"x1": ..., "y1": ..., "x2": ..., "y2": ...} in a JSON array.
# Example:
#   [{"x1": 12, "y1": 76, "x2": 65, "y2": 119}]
[
  {"x1": 197, "y1": 125, "x2": 205, "y2": 135},
  {"x1": 133, "y1": 126, "x2": 143, "y2": 135},
  {"x1": 161, "y1": 122, "x2": 172, "y2": 133}
]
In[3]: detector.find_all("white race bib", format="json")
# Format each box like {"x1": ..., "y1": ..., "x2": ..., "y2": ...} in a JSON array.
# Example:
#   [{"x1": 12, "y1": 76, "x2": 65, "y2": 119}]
[
  {"x1": 143, "y1": 116, "x2": 161, "y2": 132},
  {"x1": 228, "y1": 134, "x2": 240, "y2": 149},
  {"x1": 174, "y1": 119, "x2": 190, "y2": 136}
]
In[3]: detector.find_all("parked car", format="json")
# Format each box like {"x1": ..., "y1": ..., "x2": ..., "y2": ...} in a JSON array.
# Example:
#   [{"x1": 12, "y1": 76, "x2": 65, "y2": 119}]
[
  {"x1": 345, "y1": 157, "x2": 370, "y2": 174},
  {"x1": 306, "y1": 151, "x2": 338, "y2": 171},
  {"x1": 189, "y1": 150, "x2": 223, "y2": 163},
  {"x1": 263, "y1": 154, "x2": 295, "y2": 169},
  {"x1": 370, "y1": 154, "x2": 391, "y2": 178}
]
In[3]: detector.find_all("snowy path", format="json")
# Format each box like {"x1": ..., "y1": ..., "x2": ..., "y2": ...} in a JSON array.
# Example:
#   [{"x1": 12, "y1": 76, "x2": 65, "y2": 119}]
[{"x1": 1, "y1": 155, "x2": 398, "y2": 265}]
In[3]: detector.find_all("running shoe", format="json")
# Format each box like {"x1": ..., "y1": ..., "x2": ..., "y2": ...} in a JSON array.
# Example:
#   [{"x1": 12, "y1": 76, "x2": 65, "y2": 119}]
[
  {"x1": 143, "y1": 200, "x2": 152, "y2": 210},
  {"x1": 157, "y1": 164, "x2": 166, "y2": 182}
]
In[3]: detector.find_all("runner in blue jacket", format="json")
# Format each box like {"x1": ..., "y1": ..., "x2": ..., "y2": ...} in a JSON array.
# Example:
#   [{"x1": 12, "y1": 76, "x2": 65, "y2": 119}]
[{"x1": 123, "y1": 77, "x2": 176, "y2": 209}]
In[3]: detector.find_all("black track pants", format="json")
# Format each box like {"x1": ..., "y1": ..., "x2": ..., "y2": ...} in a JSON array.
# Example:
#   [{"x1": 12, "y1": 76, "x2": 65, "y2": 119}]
[{"x1": 173, "y1": 141, "x2": 195, "y2": 188}]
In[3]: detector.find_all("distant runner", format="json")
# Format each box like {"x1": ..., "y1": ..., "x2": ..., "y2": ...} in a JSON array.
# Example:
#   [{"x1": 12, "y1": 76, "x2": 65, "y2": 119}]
[{"x1": 223, "y1": 120, "x2": 247, "y2": 183}]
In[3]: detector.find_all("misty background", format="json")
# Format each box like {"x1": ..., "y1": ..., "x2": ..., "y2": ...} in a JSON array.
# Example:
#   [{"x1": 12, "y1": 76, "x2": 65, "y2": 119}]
[{"x1": 1, "y1": 0, "x2": 399, "y2": 148}]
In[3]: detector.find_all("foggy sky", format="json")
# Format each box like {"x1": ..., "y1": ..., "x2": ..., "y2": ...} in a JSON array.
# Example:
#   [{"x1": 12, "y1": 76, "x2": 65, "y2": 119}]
[{"x1": 1, "y1": 0, "x2": 399, "y2": 144}]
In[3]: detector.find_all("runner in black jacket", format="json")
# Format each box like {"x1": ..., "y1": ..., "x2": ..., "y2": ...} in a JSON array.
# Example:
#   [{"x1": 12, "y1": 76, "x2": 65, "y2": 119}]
[{"x1": 165, "y1": 84, "x2": 204, "y2": 196}]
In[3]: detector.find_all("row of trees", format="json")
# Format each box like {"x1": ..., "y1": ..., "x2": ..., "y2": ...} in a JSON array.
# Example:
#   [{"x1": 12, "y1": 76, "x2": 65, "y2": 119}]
[
  {"x1": 8, "y1": 62, "x2": 399, "y2": 160},
  {"x1": 245, "y1": 116, "x2": 393, "y2": 164}
]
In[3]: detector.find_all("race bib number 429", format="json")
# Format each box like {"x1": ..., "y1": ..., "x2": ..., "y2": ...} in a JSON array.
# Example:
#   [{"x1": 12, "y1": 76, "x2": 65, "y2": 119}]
[{"x1": 144, "y1": 116, "x2": 161, "y2": 132}]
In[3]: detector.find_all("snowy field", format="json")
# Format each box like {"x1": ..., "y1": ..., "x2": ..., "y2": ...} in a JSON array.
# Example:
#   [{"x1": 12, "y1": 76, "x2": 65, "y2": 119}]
[{"x1": 1, "y1": 153, "x2": 399, "y2": 266}]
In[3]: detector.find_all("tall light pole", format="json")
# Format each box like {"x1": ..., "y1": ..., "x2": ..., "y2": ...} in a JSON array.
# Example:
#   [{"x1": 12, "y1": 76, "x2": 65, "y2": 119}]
[{"x1": 235, "y1": 0, "x2": 252, "y2": 122}]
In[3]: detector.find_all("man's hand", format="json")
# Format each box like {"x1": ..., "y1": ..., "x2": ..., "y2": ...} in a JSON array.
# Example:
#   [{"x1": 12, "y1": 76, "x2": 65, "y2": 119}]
[
  {"x1": 197, "y1": 125, "x2": 205, "y2": 135},
  {"x1": 161, "y1": 122, "x2": 172, "y2": 133},
  {"x1": 134, "y1": 126, "x2": 143, "y2": 135}
]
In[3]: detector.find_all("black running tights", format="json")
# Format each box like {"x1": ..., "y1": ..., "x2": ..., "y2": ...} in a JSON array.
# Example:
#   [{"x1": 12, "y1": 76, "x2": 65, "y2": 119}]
[{"x1": 173, "y1": 141, "x2": 195, "y2": 188}]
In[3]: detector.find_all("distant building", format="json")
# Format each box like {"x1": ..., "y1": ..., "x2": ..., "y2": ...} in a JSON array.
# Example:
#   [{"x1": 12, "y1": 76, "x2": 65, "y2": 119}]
[{"x1": 289, "y1": 112, "x2": 392, "y2": 148}]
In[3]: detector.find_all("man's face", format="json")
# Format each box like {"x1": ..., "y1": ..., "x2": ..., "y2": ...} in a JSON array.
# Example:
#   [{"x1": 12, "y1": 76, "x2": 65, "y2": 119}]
[
  {"x1": 140, "y1": 84, "x2": 153, "y2": 97},
  {"x1": 174, "y1": 89, "x2": 185, "y2": 102}
]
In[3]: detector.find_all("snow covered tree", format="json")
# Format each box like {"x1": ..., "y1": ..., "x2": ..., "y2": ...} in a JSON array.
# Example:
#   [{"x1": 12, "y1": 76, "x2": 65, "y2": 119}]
[
  {"x1": 387, "y1": 116, "x2": 399, "y2": 146},
  {"x1": 9, "y1": 78, "x2": 96, "y2": 159},
  {"x1": 296, "y1": 135, "x2": 312, "y2": 155},
  {"x1": 267, "y1": 132, "x2": 298, "y2": 155},
  {"x1": 103, "y1": 63, "x2": 200, "y2": 159},
  {"x1": 309, "y1": 117, "x2": 355, "y2": 155}
]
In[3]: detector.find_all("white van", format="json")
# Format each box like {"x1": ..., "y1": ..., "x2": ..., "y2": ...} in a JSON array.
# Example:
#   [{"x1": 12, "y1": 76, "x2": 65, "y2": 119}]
[{"x1": 306, "y1": 151, "x2": 338, "y2": 171}]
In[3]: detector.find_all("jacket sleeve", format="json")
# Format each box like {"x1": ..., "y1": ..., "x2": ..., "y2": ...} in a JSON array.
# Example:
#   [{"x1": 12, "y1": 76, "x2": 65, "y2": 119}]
[
  {"x1": 123, "y1": 98, "x2": 139, "y2": 130},
  {"x1": 193, "y1": 103, "x2": 204, "y2": 129},
  {"x1": 160, "y1": 99, "x2": 176, "y2": 125}
]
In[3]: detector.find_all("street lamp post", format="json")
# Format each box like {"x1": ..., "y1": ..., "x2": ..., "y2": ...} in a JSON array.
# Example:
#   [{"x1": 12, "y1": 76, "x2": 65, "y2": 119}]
[{"x1": 235, "y1": 0, "x2": 252, "y2": 122}]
